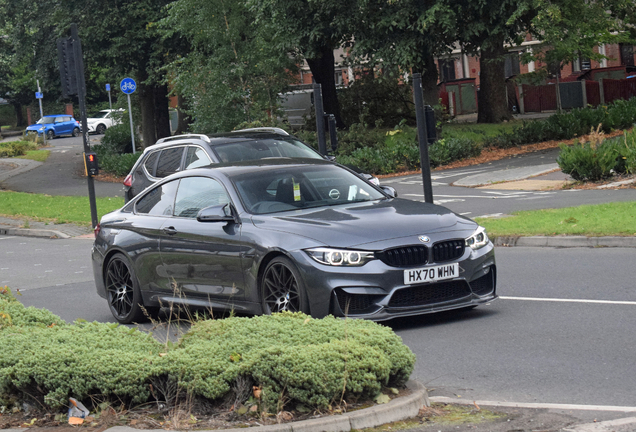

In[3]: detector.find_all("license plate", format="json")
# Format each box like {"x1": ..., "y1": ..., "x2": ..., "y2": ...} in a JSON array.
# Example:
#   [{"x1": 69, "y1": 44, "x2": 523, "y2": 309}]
[{"x1": 404, "y1": 263, "x2": 459, "y2": 285}]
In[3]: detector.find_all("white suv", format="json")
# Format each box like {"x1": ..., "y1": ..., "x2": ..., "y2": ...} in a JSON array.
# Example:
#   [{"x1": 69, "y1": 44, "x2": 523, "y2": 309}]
[{"x1": 86, "y1": 109, "x2": 123, "y2": 134}]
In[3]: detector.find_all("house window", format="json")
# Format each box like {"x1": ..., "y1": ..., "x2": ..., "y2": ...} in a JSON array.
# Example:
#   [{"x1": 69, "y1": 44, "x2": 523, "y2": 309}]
[
  {"x1": 620, "y1": 44, "x2": 634, "y2": 66},
  {"x1": 334, "y1": 70, "x2": 343, "y2": 86},
  {"x1": 504, "y1": 52, "x2": 521, "y2": 78},
  {"x1": 573, "y1": 55, "x2": 591, "y2": 72},
  {"x1": 438, "y1": 59, "x2": 456, "y2": 82}
]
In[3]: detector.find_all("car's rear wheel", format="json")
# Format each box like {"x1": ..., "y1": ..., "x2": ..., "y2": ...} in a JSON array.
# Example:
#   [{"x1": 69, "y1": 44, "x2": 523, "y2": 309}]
[
  {"x1": 96, "y1": 124, "x2": 106, "y2": 134},
  {"x1": 261, "y1": 256, "x2": 308, "y2": 314},
  {"x1": 46, "y1": 130, "x2": 54, "y2": 140},
  {"x1": 104, "y1": 253, "x2": 147, "y2": 323},
  {"x1": 72, "y1": 127, "x2": 80, "y2": 137}
]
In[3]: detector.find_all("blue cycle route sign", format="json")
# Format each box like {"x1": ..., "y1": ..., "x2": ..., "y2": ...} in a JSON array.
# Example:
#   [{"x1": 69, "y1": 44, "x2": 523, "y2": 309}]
[
  {"x1": 35, "y1": 92, "x2": 43, "y2": 99},
  {"x1": 120, "y1": 78, "x2": 136, "y2": 95},
  {"x1": 105, "y1": 84, "x2": 111, "y2": 91}
]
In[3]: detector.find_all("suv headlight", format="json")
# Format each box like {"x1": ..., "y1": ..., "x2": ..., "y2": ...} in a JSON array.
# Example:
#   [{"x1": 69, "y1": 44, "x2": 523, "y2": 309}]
[
  {"x1": 465, "y1": 226, "x2": 489, "y2": 250},
  {"x1": 305, "y1": 247, "x2": 375, "y2": 266}
]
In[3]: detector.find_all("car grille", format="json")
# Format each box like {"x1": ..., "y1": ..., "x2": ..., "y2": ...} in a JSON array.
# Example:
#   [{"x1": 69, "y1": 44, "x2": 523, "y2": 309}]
[
  {"x1": 334, "y1": 289, "x2": 381, "y2": 314},
  {"x1": 432, "y1": 240, "x2": 465, "y2": 263},
  {"x1": 378, "y1": 246, "x2": 428, "y2": 267},
  {"x1": 470, "y1": 268, "x2": 495, "y2": 295},
  {"x1": 388, "y1": 280, "x2": 471, "y2": 307}
]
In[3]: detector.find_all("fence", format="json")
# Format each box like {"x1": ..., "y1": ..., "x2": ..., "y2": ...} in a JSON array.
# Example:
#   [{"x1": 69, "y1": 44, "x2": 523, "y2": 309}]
[{"x1": 519, "y1": 78, "x2": 636, "y2": 113}]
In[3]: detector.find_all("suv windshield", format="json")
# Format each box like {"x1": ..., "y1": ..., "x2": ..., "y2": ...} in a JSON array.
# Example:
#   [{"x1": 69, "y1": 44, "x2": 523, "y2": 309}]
[
  {"x1": 36, "y1": 117, "x2": 56, "y2": 124},
  {"x1": 91, "y1": 111, "x2": 110, "y2": 118},
  {"x1": 213, "y1": 139, "x2": 323, "y2": 163},
  {"x1": 231, "y1": 164, "x2": 385, "y2": 214}
]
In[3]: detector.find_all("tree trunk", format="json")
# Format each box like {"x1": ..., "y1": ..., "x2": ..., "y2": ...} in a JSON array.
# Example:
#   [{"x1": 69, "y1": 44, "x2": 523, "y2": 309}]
[
  {"x1": 139, "y1": 82, "x2": 156, "y2": 149},
  {"x1": 306, "y1": 46, "x2": 346, "y2": 129},
  {"x1": 413, "y1": 49, "x2": 439, "y2": 107},
  {"x1": 154, "y1": 84, "x2": 171, "y2": 139},
  {"x1": 477, "y1": 37, "x2": 512, "y2": 123},
  {"x1": 12, "y1": 103, "x2": 24, "y2": 126}
]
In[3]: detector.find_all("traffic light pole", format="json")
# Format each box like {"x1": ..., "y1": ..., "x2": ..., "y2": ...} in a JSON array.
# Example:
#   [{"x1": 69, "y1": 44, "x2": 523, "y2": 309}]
[
  {"x1": 71, "y1": 24, "x2": 99, "y2": 229},
  {"x1": 412, "y1": 73, "x2": 434, "y2": 204}
]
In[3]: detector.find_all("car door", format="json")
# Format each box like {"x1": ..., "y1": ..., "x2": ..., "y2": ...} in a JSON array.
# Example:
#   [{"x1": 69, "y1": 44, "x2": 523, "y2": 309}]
[
  {"x1": 129, "y1": 179, "x2": 180, "y2": 293},
  {"x1": 159, "y1": 176, "x2": 247, "y2": 305},
  {"x1": 53, "y1": 116, "x2": 67, "y2": 135}
]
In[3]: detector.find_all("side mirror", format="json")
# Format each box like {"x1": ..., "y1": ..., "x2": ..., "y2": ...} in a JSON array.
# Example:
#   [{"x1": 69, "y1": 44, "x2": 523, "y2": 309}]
[
  {"x1": 380, "y1": 186, "x2": 398, "y2": 198},
  {"x1": 197, "y1": 203, "x2": 236, "y2": 223},
  {"x1": 325, "y1": 155, "x2": 336, "y2": 162}
]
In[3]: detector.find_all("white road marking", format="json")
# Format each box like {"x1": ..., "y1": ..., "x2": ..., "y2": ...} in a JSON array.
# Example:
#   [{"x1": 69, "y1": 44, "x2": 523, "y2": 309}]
[
  {"x1": 500, "y1": 296, "x2": 636, "y2": 306},
  {"x1": 0, "y1": 237, "x2": 17, "y2": 240},
  {"x1": 459, "y1": 212, "x2": 472, "y2": 215},
  {"x1": 430, "y1": 397, "x2": 636, "y2": 413}
]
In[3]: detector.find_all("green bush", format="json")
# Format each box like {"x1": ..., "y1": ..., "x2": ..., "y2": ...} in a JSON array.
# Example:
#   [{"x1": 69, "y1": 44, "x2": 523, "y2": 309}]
[
  {"x1": 556, "y1": 130, "x2": 636, "y2": 181},
  {"x1": 0, "y1": 141, "x2": 38, "y2": 158},
  {"x1": 93, "y1": 145, "x2": 142, "y2": 177},
  {"x1": 484, "y1": 97, "x2": 636, "y2": 149},
  {"x1": 101, "y1": 124, "x2": 138, "y2": 154},
  {"x1": 0, "y1": 289, "x2": 415, "y2": 412},
  {"x1": 429, "y1": 138, "x2": 483, "y2": 168}
]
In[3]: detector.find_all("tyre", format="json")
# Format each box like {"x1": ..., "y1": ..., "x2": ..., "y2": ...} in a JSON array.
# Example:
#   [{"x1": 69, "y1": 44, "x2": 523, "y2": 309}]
[
  {"x1": 260, "y1": 256, "x2": 308, "y2": 314},
  {"x1": 46, "y1": 129, "x2": 54, "y2": 140},
  {"x1": 104, "y1": 253, "x2": 148, "y2": 323},
  {"x1": 96, "y1": 124, "x2": 106, "y2": 134},
  {"x1": 72, "y1": 127, "x2": 80, "y2": 137}
]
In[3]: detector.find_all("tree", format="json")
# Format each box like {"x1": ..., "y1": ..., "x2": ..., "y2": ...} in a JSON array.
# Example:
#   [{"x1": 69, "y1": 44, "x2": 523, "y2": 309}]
[
  {"x1": 160, "y1": 0, "x2": 297, "y2": 133},
  {"x1": 434, "y1": 0, "x2": 533, "y2": 123},
  {"x1": 525, "y1": 0, "x2": 632, "y2": 111},
  {"x1": 249, "y1": 0, "x2": 359, "y2": 128}
]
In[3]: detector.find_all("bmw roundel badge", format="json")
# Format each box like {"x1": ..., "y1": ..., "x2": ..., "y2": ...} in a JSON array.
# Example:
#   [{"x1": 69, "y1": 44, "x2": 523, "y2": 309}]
[{"x1": 418, "y1": 235, "x2": 430, "y2": 243}]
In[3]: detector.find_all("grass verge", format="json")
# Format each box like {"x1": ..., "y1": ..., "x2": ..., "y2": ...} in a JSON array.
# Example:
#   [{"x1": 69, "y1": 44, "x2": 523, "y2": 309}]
[
  {"x1": 16, "y1": 149, "x2": 50, "y2": 162},
  {"x1": 477, "y1": 201, "x2": 636, "y2": 237},
  {"x1": 0, "y1": 191, "x2": 123, "y2": 225}
]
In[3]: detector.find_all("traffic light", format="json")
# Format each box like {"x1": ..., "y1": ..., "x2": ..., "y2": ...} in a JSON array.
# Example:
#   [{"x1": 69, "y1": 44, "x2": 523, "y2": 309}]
[
  {"x1": 84, "y1": 152, "x2": 99, "y2": 177},
  {"x1": 57, "y1": 38, "x2": 77, "y2": 98}
]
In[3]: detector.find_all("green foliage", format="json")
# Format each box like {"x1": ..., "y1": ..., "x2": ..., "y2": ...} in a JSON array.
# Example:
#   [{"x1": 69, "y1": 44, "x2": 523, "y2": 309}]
[
  {"x1": 101, "y1": 124, "x2": 138, "y2": 154},
  {"x1": 484, "y1": 98, "x2": 636, "y2": 149},
  {"x1": 161, "y1": 0, "x2": 297, "y2": 133},
  {"x1": 556, "y1": 130, "x2": 636, "y2": 181},
  {"x1": 429, "y1": 138, "x2": 483, "y2": 167},
  {"x1": 0, "y1": 290, "x2": 415, "y2": 412},
  {"x1": 0, "y1": 140, "x2": 38, "y2": 158},
  {"x1": 338, "y1": 73, "x2": 416, "y2": 128},
  {"x1": 93, "y1": 144, "x2": 142, "y2": 178}
]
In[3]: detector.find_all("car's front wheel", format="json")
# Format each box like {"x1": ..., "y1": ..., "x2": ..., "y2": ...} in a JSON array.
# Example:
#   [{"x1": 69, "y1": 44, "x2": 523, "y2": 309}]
[
  {"x1": 96, "y1": 124, "x2": 106, "y2": 134},
  {"x1": 260, "y1": 256, "x2": 308, "y2": 314},
  {"x1": 72, "y1": 127, "x2": 80, "y2": 137},
  {"x1": 46, "y1": 130, "x2": 54, "y2": 140},
  {"x1": 104, "y1": 253, "x2": 148, "y2": 323}
]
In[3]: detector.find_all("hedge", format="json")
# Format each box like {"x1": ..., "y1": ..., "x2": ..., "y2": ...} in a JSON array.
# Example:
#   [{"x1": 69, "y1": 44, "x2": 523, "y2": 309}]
[{"x1": 0, "y1": 288, "x2": 415, "y2": 412}]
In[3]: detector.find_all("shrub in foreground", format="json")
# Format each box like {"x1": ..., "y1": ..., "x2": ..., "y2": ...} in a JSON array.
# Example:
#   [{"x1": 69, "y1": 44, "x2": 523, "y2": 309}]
[
  {"x1": 0, "y1": 289, "x2": 415, "y2": 412},
  {"x1": 0, "y1": 141, "x2": 38, "y2": 158},
  {"x1": 557, "y1": 129, "x2": 636, "y2": 181}
]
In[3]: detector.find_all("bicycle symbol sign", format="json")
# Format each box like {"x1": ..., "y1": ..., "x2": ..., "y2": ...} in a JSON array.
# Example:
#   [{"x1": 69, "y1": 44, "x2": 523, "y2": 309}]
[{"x1": 120, "y1": 78, "x2": 137, "y2": 95}]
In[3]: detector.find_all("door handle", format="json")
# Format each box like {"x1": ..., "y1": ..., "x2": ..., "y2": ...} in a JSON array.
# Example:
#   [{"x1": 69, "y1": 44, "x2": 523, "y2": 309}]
[{"x1": 162, "y1": 226, "x2": 177, "y2": 235}]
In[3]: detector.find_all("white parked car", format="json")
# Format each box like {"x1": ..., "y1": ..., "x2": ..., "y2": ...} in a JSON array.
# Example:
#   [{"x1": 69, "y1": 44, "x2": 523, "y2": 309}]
[{"x1": 86, "y1": 109, "x2": 123, "y2": 134}]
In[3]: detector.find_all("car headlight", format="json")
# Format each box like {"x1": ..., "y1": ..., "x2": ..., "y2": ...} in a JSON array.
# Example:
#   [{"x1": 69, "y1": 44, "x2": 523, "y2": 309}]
[
  {"x1": 465, "y1": 226, "x2": 489, "y2": 250},
  {"x1": 305, "y1": 247, "x2": 375, "y2": 266},
  {"x1": 39, "y1": 127, "x2": 45, "y2": 131}
]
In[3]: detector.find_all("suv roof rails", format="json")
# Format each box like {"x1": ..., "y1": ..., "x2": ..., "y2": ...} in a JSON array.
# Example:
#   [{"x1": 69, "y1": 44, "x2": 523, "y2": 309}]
[
  {"x1": 155, "y1": 134, "x2": 211, "y2": 145},
  {"x1": 232, "y1": 127, "x2": 290, "y2": 136}
]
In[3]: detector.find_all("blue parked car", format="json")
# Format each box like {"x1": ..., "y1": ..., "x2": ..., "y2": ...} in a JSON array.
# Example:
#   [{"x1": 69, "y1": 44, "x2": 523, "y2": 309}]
[{"x1": 26, "y1": 115, "x2": 81, "y2": 140}]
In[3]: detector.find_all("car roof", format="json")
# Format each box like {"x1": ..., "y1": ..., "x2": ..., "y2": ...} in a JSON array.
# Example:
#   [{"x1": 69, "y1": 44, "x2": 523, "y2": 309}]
[
  {"x1": 142, "y1": 131, "x2": 304, "y2": 153},
  {"x1": 178, "y1": 157, "x2": 334, "y2": 177},
  {"x1": 42, "y1": 114, "x2": 68, "y2": 117}
]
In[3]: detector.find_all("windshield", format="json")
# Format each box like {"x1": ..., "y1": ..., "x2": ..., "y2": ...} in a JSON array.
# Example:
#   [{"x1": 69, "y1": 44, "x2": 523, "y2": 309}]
[
  {"x1": 231, "y1": 164, "x2": 386, "y2": 214},
  {"x1": 36, "y1": 117, "x2": 56, "y2": 124},
  {"x1": 213, "y1": 139, "x2": 323, "y2": 163},
  {"x1": 91, "y1": 111, "x2": 110, "y2": 118}
]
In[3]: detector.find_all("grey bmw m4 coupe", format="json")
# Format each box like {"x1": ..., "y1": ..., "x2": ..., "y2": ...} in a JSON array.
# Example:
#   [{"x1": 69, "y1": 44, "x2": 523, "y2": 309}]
[{"x1": 92, "y1": 159, "x2": 497, "y2": 323}]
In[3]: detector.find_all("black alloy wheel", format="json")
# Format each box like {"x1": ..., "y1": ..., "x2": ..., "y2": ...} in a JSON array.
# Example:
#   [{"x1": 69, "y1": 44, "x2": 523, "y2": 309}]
[
  {"x1": 96, "y1": 124, "x2": 106, "y2": 134},
  {"x1": 72, "y1": 127, "x2": 80, "y2": 137},
  {"x1": 104, "y1": 253, "x2": 147, "y2": 323},
  {"x1": 46, "y1": 130, "x2": 54, "y2": 140},
  {"x1": 261, "y1": 256, "x2": 307, "y2": 314}
]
